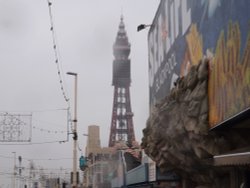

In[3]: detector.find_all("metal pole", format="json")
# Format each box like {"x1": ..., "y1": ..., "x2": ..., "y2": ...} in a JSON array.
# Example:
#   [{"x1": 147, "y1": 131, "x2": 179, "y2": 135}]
[
  {"x1": 28, "y1": 160, "x2": 31, "y2": 188},
  {"x1": 67, "y1": 72, "x2": 78, "y2": 188},
  {"x1": 73, "y1": 74, "x2": 78, "y2": 188},
  {"x1": 12, "y1": 152, "x2": 16, "y2": 188},
  {"x1": 18, "y1": 156, "x2": 22, "y2": 188}
]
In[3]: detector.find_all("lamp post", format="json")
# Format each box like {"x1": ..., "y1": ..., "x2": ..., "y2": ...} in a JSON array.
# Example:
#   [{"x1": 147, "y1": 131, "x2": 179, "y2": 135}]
[{"x1": 67, "y1": 72, "x2": 78, "y2": 188}]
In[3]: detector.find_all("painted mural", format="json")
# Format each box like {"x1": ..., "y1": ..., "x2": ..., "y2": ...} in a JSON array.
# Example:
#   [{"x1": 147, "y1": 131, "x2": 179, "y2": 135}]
[
  {"x1": 148, "y1": 0, "x2": 250, "y2": 127},
  {"x1": 208, "y1": 22, "x2": 250, "y2": 127}
]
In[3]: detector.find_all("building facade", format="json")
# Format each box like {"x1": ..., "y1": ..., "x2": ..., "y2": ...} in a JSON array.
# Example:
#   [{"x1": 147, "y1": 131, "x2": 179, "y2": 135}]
[{"x1": 142, "y1": 0, "x2": 250, "y2": 187}]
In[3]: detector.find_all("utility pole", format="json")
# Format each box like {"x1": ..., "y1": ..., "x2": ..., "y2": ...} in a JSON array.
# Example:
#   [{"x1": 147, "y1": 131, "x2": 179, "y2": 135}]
[
  {"x1": 12, "y1": 152, "x2": 16, "y2": 188},
  {"x1": 67, "y1": 72, "x2": 78, "y2": 188},
  {"x1": 28, "y1": 160, "x2": 35, "y2": 188},
  {"x1": 18, "y1": 156, "x2": 22, "y2": 188}
]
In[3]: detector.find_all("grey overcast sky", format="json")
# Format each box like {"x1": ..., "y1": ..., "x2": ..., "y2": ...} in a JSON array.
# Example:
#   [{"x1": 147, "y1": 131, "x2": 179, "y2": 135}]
[{"x1": 0, "y1": 0, "x2": 159, "y2": 185}]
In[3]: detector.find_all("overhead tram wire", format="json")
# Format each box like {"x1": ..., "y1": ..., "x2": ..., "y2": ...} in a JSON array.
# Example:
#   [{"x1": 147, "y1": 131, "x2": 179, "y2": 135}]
[
  {"x1": 0, "y1": 108, "x2": 68, "y2": 113},
  {"x1": 0, "y1": 140, "x2": 68, "y2": 145},
  {"x1": 2, "y1": 1, "x2": 85, "y2": 146},
  {"x1": 0, "y1": 154, "x2": 71, "y2": 161},
  {"x1": 46, "y1": 0, "x2": 70, "y2": 106},
  {"x1": 46, "y1": 0, "x2": 74, "y2": 136}
]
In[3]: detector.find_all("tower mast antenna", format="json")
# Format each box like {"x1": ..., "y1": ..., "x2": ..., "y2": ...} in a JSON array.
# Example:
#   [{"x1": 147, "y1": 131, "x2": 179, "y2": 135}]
[{"x1": 109, "y1": 16, "x2": 135, "y2": 147}]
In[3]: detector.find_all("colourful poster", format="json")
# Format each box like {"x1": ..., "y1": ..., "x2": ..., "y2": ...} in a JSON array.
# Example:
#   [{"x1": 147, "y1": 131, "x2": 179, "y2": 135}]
[{"x1": 148, "y1": 0, "x2": 250, "y2": 127}]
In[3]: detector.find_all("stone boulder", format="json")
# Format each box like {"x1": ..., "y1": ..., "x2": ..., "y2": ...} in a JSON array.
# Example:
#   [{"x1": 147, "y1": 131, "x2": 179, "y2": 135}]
[{"x1": 141, "y1": 59, "x2": 232, "y2": 187}]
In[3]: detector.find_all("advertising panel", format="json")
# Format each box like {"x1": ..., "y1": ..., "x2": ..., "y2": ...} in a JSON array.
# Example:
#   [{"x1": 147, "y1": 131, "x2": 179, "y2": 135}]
[{"x1": 148, "y1": 0, "x2": 250, "y2": 128}]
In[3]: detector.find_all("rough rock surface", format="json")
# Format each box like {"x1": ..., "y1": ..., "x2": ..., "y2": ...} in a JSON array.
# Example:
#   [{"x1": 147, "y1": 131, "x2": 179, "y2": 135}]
[{"x1": 141, "y1": 59, "x2": 249, "y2": 187}]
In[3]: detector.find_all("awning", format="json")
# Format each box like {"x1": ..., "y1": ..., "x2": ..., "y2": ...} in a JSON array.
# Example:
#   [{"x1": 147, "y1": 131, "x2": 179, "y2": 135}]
[{"x1": 214, "y1": 151, "x2": 250, "y2": 166}]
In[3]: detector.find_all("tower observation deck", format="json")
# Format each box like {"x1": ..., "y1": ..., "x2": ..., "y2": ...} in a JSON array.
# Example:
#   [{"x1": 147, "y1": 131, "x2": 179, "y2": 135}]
[{"x1": 109, "y1": 16, "x2": 135, "y2": 147}]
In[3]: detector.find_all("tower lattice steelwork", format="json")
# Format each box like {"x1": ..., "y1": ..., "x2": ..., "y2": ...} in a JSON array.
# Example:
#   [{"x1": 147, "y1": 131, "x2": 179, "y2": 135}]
[{"x1": 109, "y1": 16, "x2": 135, "y2": 147}]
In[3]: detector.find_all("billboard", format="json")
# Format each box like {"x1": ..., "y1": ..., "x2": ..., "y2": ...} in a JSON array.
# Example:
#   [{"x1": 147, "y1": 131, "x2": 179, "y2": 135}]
[{"x1": 148, "y1": 0, "x2": 250, "y2": 128}]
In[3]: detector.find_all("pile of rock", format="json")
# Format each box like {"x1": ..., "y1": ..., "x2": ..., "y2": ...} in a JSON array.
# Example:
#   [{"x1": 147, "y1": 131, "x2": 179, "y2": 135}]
[{"x1": 141, "y1": 59, "x2": 230, "y2": 187}]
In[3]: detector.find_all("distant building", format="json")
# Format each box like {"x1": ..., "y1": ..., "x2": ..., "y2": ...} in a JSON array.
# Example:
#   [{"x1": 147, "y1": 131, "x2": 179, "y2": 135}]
[
  {"x1": 84, "y1": 125, "x2": 114, "y2": 188},
  {"x1": 85, "y1": 125, "x2": 101, "y2": 156}
]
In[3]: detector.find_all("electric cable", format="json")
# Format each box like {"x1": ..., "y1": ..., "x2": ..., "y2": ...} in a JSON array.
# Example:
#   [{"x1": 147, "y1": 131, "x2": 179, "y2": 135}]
[
  {"x1": 0, "y1": 140, "x2": 68, "y2": 145},
  {"x1": 0, "y1": 155, "x2": 72, "y2": 162},
  {"x1": 46, "y1": 1, "x2": 75, "y2": 141},
  {"x1": 46, "y1": 0, "x2": 70, "y2": 105}
]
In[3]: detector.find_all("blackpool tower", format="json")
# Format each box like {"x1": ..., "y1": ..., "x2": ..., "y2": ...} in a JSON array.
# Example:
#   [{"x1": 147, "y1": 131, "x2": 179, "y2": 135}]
[{"x1": 109, "y1": 16, "x2": 135, "y2": 147}]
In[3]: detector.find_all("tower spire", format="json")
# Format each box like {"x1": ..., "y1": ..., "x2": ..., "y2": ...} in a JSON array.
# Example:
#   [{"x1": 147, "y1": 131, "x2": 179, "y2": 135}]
[{"x1": 109, "y1": 16, "x2": 135, "y2": 147}]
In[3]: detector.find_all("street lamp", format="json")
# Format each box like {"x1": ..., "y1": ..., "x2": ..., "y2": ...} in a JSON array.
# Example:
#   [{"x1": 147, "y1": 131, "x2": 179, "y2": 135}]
[
  {"x1": 137, "y1": 24, "x2": 152, "y2": 32},
  {"x1": 67, "y1": 72, "x2": 78, "y2": 188}
]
